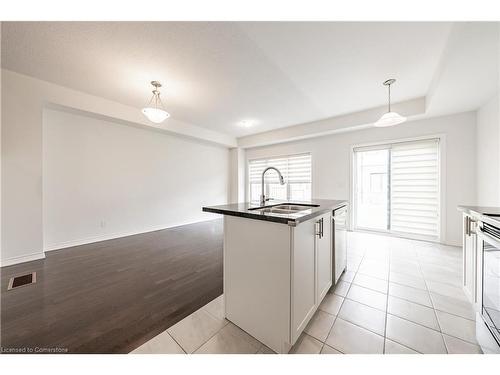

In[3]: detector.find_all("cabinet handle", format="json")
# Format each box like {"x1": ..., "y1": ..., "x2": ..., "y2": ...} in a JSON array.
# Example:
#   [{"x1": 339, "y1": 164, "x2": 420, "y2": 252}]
[
  {"x1": 465, "y1": 216, "x2": 476, "y2": 236},
  {"x1": 316, "y1": 218, "x2": 324, "y2": 239},
  {"x1": 469, "y1": 219, "x2": 476, "y2": 235}
]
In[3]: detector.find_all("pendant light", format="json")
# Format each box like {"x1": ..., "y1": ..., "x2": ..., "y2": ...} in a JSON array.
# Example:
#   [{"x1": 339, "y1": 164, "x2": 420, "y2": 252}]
[
  {"x1": 142, "y1": 81, "x2": 170, "y2": 123},
  {"x1": 374, "y1": 79, "x2": 406, "y2": 127}
]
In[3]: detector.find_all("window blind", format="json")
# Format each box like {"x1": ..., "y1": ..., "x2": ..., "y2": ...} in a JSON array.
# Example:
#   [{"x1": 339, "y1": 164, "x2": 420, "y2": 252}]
[
  {"x1": 248, "y1": 153, "x2": 312, "y2": 202},
  {"x1": 390, "y1": 139, "x2": 440, "y2": 239},
  {"x1": 248, "y1": 153, "x2": 312, "y2": 184}
]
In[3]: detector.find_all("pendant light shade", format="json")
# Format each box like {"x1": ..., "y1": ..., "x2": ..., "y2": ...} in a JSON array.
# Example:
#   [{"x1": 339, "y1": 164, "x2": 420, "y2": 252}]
[
  {"x1": 142, "y1": 81, "x2": 170, "y2": 123},
  {"x1": 374, "y1": 79, "x2": 406, "y2": 127},
  {"x1": 374, "y1": 111, "x2": 407, "y2": 127},
  {"x1": 142, "y1": 107, "x2": 170, "y2": 123}
]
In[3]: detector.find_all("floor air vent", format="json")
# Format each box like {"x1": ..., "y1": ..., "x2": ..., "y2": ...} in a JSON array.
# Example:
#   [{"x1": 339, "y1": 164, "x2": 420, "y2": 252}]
[{"x1": 7, "y1": 272, "x2": 37, "y2": 290}]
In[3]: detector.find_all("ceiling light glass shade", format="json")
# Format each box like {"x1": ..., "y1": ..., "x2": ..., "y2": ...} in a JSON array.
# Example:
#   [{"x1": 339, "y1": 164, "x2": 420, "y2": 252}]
[
  {"x1": 142, "y1": 81, "x2": 170, "y2": 124},
  {"x1": 141, "y1": 107, "x2": 170, "y2": 123},
  {"x1": 374, "y1": 111, "x2": 407, "y2": 127}
]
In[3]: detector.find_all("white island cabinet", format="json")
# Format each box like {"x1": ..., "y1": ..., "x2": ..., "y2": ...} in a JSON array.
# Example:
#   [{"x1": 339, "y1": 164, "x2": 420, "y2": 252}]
[{"x1": 223, "y1": 211, "x2": 333, "y2": 353}]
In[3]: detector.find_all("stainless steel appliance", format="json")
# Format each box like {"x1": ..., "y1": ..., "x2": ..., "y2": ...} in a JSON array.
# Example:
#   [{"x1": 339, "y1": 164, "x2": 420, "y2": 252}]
[
  {"x1": 333, "y1": 205, "x2": 347, "y2": 284},
  {"x1": 477, "y1": 218, "x2": 500, "y2": 351}
]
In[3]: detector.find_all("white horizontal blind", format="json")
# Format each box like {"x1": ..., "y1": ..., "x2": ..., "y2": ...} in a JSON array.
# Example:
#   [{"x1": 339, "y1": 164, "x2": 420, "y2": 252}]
[
  {"x1": 248, "y1": 153, "x2": 312, "y2": 201},
  {"x1": 248, "y1": 153, "x2": 312, "y2": 184},
  {"x1": 390, "y1": 139, "x2": 440, "y2": 239}
]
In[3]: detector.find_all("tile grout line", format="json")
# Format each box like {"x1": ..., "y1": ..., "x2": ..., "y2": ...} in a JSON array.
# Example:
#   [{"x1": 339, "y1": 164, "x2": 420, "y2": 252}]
[
  {"x1": 328, "y1": 247, "x2": 393, "y2": 354},
  {"x1": 387, "y1": 284, "x2": 474, "y2": 321},
  {"x1": 342, "y1": 306, "x2": 481, "y2": 349},
  {"x1": 383, "y1": 252, "x2": 391, "y2": 354},
  {"x1": 171, "y1": 234, "x2": 470, "y2": 355},
  {"x1": 322, "y1": 251, "x2": 362, "y2": 354},
  {"x1": 415, "y1": 244, "x2": 449, "y2": 354},
  {"x1": 384, "y1": 254, "x2": 423, "y2": 354},
  {"x1": 383, "y1": 335, "x2": 423, "y2": 354},
  {"x1": 169, "y1": 305, "x2": 230, "y2": 354},
  {"x1": 330, "y1": 239, "x2": 474, "y2": 354},
  {"x1": 301, "y1": 332, "x2": 326, "y2": 354},
  {"x1": 191, "y1": 318, "x2": 231, "y2": 354},
  {"x1": 338, "y1": 241, "x2": 476, "y2": 352},
  {"x1": 334, "y1": 312, "x2": 385, "y2": 339},
  {"x1": 167, "y1": 331, "x2": 187, "y2": 354}
]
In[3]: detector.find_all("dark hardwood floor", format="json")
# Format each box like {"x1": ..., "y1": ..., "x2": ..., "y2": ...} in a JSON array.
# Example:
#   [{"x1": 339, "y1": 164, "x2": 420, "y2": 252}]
[{"x1": 1, "y1": 219, "x2": 223, "y2": 354}]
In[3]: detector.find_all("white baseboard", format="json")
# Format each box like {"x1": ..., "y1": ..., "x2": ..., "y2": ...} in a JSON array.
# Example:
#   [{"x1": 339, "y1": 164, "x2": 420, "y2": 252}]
[
  {"x1": 0, "y1": 252, "x2": 46, "y2": 267},
  {"x1": 43, "y1": 217, "x2": 219, "y2": 252}
]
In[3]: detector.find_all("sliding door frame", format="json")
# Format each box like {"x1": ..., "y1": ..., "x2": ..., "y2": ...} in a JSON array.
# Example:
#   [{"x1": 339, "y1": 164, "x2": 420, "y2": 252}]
[{"x1": 349, "y1": 134, "x2": 446, "y2": 243}]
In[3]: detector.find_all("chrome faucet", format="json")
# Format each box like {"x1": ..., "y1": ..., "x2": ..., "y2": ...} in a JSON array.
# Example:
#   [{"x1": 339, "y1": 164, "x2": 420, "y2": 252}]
[{"x1": 260, "y1": 167, "x2": 285, "y2": 206}]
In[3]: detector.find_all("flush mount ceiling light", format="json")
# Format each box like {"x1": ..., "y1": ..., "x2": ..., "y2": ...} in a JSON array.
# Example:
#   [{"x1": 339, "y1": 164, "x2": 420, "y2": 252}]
[
  {"x1": 142, "y1": 81, "x2": 170, "y2": 124},
  {"x1": 238, "y1": 120, "x2": 254, "y2": 128},
  {"x1": 374, "y1": 79, "x2": 407, "y2": 127}
]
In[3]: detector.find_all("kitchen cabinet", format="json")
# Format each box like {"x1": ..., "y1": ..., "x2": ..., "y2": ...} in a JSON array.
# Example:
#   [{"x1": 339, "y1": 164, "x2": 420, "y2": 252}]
[
  {"x1": 291, "y1": 217, "x2": 317, "y2": 343},
  {"x1": 458, "y1": 205, "x2": 500, "y2": 353},
  {"x1": 315, "y1": 212, "x2": 333, "y2": 303},
  {"x1": 291, "y1": 212, "x2": 332, "y2": 343},
  {"x1": 333, "y1": 206, "x2": 347, "y2": 284},
  {"x1": 222, "y1": 208, "x2": 338, "y2": 353},
  {"x1": 462, "y1": 213, "x2": 478, "y2": 303}
]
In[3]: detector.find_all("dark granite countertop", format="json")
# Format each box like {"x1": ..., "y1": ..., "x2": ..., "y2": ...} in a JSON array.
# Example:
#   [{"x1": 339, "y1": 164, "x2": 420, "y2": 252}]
[
  {"x1": 457, "y1": 205, "x2": 500, "y2": 227},
  {"x1": 203, "y1": 199, "x2": 348, "y2": 226}
]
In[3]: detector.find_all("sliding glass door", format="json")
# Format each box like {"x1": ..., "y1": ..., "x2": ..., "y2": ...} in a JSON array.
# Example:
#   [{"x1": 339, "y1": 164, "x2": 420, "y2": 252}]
[
  {"x1": 353, "y1": 138, "x2": 440, "y2": 241},
  {"x1": 354, "y1": 148, "x2": 390, "y2": 231}
]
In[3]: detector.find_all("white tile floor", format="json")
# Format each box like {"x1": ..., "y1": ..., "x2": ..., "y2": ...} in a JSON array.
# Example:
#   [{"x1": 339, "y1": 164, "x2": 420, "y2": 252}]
[{"x1": 131, "y1": 231, "x2": 482, "y2": 354}]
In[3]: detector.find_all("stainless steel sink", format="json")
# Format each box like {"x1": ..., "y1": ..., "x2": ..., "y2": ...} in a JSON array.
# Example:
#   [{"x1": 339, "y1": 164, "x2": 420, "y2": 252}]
[
  {"x1": 248, "y1": 203, "x2": 319, "y2": 215},
  {"x1": 274, "y1": 204, "x2": 314, "y2": 211},
  {"x1": 259, "y1": 208, "x2": 299, "y2": 214}
]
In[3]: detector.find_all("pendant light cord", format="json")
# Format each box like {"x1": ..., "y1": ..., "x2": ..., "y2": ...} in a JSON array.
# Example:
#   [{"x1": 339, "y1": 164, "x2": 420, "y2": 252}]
[
  {"x1": 388, "y1": 82, "x2": 391, "y2": 112},
  {"x1": 151, "y1": 82, "x2": 161, "y2": 110}
]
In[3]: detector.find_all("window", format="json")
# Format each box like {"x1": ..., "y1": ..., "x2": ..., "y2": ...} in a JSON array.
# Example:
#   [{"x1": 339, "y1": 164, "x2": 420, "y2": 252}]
[
  {"x1": 248, "y1": 153, "x2": 312, "y2": 203},
  {"x1": 353, "y1": 138, "x2": 440, "y2": 240},
  {"x1": 370, "y1": 173, "x2": 385, "y2": 193}
]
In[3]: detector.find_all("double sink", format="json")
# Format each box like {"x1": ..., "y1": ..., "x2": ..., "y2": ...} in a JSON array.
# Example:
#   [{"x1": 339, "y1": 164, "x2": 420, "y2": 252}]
[{"x1": 248, "y1": 203, "x2": 319, "y2": 215}]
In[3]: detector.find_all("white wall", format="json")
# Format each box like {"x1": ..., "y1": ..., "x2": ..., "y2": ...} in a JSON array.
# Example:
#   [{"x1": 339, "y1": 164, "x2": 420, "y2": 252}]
[
  {"x1": 1, "y1": 70, "x2": 232, "y2": 266},
  {"x1": 1, "y1": 71, "x2": 44, "y2": 265},
  {"x1": 475, "y1": 26, "x2": 500, "y2": 207},
  {"x1": 0, "y1": 25, "x2": 2, "y2": 258},
  {"x1": 42, "y1": 109, "x2": 228, "y2": 251},
  {"x1": 245, "y1": 112, "x2": 477, "y2": 246},
  {"x1": 238, "y1": 97, "x2": 426, "y2": 149},
  {"x1": 229, "y1": 148, "x2": 246, "y2": 203},
  {"x1": 476, "y1": 94, "x2": 500, "y2": 206}
]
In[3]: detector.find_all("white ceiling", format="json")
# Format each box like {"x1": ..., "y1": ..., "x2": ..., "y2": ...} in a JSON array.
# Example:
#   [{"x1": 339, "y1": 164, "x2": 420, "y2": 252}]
[
  {"x1": 2, "y1": 22, "x2": 453, "y2": 137},
  {"x1": 426, "y1": 22, "x2": 499, "y2": 117}
]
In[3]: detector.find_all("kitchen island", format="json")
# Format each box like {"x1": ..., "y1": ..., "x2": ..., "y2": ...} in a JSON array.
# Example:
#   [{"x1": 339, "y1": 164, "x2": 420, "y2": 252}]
[{"x1": 203, "y1": 199, "x2": 347, "y2": 353}]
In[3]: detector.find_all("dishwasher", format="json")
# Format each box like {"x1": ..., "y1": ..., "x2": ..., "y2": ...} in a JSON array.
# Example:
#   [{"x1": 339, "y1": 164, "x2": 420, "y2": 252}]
[{"x1": 332, "y1": 205, "x2": 347, "y2": 284}]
